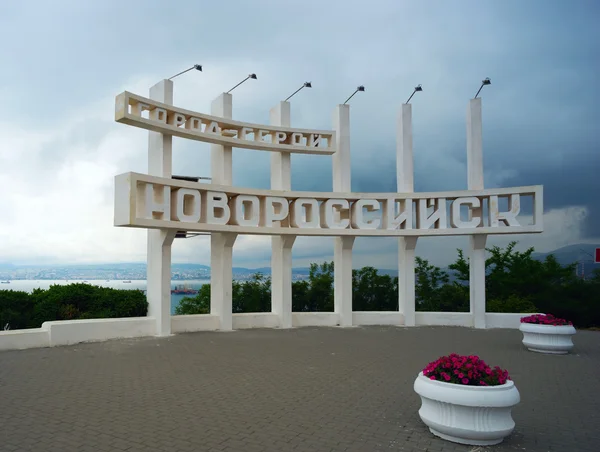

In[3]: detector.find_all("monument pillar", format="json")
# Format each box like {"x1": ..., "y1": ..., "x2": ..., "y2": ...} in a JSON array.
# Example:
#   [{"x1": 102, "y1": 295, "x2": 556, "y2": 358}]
[
  {"x1": 210, "y1": 93, "x2": 237, "y2": 331},
  {"x1": 332, "y1": 104, "x2": 354, "y2": 327},
  {"x1": 397, "y1": 103, "x2": 418, "y2": 326},
  {"x1": 467, "y1": 98, "x2": 486, "y2": 329},
  {"x1": 146, "y1": 79, "x2": 176, "y2": 336},
  {"x1": 270, "y1": 101, "x2": 296, "y2": 328}
]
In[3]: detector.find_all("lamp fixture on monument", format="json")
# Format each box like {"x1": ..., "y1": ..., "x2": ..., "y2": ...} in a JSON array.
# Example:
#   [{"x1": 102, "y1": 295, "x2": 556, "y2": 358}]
[
  {"x1": 284, "y1": 82, "x2": 312, "y2": 101},
  {"x1": 405, "y1": 84, "x2": 423, "y2": 104},
  {"x1": 227, "y1": 73, "x2": 257, "y2": 93},
  {"x1": 343, "y1": 85, "x2": 365, "y2": 105},
  {"x1": 168, "y1": 64, "x2": 202, "y2": 80},
  {"x1": 474, "y1": 77, "x2": 491, "y2": 99}
]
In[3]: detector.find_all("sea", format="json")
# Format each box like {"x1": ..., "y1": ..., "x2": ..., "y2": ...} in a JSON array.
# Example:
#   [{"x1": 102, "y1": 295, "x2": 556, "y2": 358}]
[{"x1": 1, "y1": 279, "x2": 210, "y2": 315}]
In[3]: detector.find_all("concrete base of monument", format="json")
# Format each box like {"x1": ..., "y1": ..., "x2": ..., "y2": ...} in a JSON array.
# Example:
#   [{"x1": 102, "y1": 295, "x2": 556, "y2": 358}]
[{"x1": 0, "y1": 312, "x2": 537, "y2": 352}]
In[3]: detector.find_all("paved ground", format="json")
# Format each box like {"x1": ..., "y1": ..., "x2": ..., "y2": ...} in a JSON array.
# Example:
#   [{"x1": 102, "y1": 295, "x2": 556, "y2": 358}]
[{"x1": 1, "y1": 326, "x2": 599, "y2": 452}]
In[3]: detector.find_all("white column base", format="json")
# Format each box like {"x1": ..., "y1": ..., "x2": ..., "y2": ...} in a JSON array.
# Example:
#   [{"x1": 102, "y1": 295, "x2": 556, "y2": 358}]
[
  {"x1": 470, "y1": 235, "x2": 487, "y2": 329},
  {"x1": 271, "y1": 236, "x2": 296, "y2": 328},
  {"x1": 210, "y1": 232, "x2": 238, "y2": 331},
  {"x1": 398, "y1": 237, "x2": 418, "y2": 326},
  {"x1": 334, "y1": 236, "x2": 355, "y2": 327},
  {"x1": 147, "y1": 229, "x2": 176, "y2": 336}
]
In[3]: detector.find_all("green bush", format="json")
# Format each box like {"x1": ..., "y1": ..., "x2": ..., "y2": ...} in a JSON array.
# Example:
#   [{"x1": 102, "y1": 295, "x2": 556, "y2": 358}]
[
  {"x1": 175, "y1": 285, "x2": 210, "y2": 315},
  {"x1": 486, "y1": 295, "x2": 537, "y2": 313},
  {"x1": 0, "y1": 283, "x2": 148, "y2": 329},
  {"x1": 0, "y1": 290, "x2": 36, "y2": 330}
]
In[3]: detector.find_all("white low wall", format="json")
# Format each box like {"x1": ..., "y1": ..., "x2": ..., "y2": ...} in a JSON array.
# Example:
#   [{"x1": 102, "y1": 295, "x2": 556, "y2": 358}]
[
  {"x1": 233, "y1": 312, "x2": 279, "y2": 329},
  {"x1": 353, "y1": 311, "x2": 404, "y2": 326},
  {"x1": 0, "y1": 327, "x2": 50, "y2": 351},
  {"x1": 415, "y1": 312, "x2": 473, "y2": 327},
  {"x1": 0, "y1": 311, "x2": 534, "y2": 352},
  {"x1": 43, "y1": 317, "x2": 156, "y2": 347},
  {"x1": 292, "y1": 312, "x2": 339, "y2": 327},
  {"x1": 485, "y1": 313, "x2": 533, "y2": 329},
  {"x1": 171, "y1": 314, "x2": 219, "y2": 332}
]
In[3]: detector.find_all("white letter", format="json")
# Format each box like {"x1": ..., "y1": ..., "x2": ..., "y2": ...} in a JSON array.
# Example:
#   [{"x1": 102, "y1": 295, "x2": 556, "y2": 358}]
[
  {"x1": 256, "y1": 130, "x2": 271, "y2": 142},
  {"x1": 275, "y1": 131, "x2": 287, "y2": 144},
  {"x1": 144, "y1": 184, "x2": 170, "y2": 220},
  {"x1": 205, "y1": 191, "x2": 230, "y2": 225},
  {"x1": 261, "y1": 196, "x2": 289, "y2": 227},
  {"x1": 417, "y1": 198, "x2": 447, "y2": 229},
  {"x1": 351, "y1": 199, "x2": 381, "y2": 229},
  {"x1": 290, "y1": 198, "x2": 319, "y2": 228},
  {"x1": 150, "y1": 107, "x2": 167, "y2": 123},
  {"x1": 489, "y1": 194, "x2": 520, "y2": 227},
  {"x1": 308, "y1": 134, "x2": 321, "y2": 147},
  {"x1": 171, "y1": 188, "x2": 201, "y2": 223},
  {"x1": 169, "y1": 113, "x2": 186, "y2": 128},
  {"x1": 450, "y1": 197, "x2": 481, "y2": 228},
  {"x1": 240, "y1": 127, "x2": 254, "y2": 140},
  {"x1": 230, "y1": 195, "x2": 260, "y2": 227},
  {"x1": 381, "y1": 198, "x2": 412, "y2": 230},
  {"x1": 132, "y1": 102, "x2": 150, "y2": 116},
  {"x1": 291, "y1": 132, "x2": 303, "y2": 145},
  {"x1": 320, "y1": 199, "x2": 350, "y2": 229},
  {"x1": 205, "y1": 121, "x2": 220, "y2": 134},
  {"x1": 186, "y1": 117, "x2": 202, "y2": 131}
]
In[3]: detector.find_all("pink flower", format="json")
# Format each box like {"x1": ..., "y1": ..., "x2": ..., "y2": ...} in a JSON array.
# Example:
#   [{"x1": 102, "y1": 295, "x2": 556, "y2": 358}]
[
  {"x1": 422, "y1": 354, "x2": 511, "y2": 387},
  {"x1": 521, "y1": 313, "x2": 571, "y2": 326}
]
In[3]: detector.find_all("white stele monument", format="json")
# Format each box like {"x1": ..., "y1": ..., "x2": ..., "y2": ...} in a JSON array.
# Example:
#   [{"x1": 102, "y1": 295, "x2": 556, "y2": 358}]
[{"x1": 113, "y1": 81, "x2": 543, "y2": 336}]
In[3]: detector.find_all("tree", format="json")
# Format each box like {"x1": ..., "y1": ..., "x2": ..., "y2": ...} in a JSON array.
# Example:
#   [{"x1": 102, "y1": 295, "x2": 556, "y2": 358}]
[
  {"x1": 291, "y1": 280, "x2": 310, "y2": 312},
  {"x1": 415, "y1": 257, "x2": 449, "y2": 306},
  {"x1": 352, "y1": 267, "x2": 398, "y2": 311},
  {"x1": 175, "y1": 284, "x2": 210, "y2": 315},
  {"x1": 303, "y1": 261, "x2": 334, "y2": 312},
  {"x1": 233, "y1": 273, "x2": 271, "y2": 313}
]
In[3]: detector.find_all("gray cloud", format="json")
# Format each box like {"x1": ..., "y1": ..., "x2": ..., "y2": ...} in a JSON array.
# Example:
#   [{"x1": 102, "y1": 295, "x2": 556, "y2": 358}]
[{"x1": 1, "y1": 0, "x2": 599, "y2": 266}]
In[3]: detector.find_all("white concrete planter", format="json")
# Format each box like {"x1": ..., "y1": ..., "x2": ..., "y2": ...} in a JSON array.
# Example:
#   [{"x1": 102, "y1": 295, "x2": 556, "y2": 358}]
[
  {"x1": 519, "y1": 322, "x2": 576, "y2": 354},
  {"x1": 413, "y1": 372, "x2": 520, "y2": 446}
]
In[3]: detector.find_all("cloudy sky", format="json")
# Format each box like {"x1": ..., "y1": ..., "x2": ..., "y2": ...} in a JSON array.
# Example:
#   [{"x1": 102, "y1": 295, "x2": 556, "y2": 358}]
[{"x1": 0, "y1": 0, "x2": 598, "y2": 269}]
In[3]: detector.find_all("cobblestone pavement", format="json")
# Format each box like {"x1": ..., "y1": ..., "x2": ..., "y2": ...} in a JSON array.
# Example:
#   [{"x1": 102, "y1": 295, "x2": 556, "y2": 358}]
[{"x1": 1, "y1": 326, "x2": 599, "y2": 452}]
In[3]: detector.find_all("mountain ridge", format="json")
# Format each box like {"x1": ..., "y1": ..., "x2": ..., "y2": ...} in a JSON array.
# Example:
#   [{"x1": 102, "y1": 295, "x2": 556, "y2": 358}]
[{"x1": 1, "y1": 243, "x2": 597, "y2": 280}]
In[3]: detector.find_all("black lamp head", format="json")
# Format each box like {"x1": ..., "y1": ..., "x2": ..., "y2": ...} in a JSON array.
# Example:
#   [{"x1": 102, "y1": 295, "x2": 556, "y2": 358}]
[
  {"x1": 357, "y1": 85, "x2": 365, "y2": 92},
  {"x1": 249, "y1": 73, "x2": 257, "y2": 80},
  {"x1": 194, "y1": 64, "x2": 202, "y2": 71},
  {"x1": 474, "y1": 77, "x2": 492, "y2": 98},
  {"x1": 304, "y1": 81, "x2": 312, "y2": 88},
  {"x1": 415, "y1": 84, "x2": 423, "y2": 92}
]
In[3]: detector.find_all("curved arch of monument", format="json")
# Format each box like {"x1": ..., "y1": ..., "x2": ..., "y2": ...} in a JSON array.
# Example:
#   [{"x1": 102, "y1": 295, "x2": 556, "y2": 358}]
[{"x1": 112, "y1": 79, "x2": 543, "y2": 337}]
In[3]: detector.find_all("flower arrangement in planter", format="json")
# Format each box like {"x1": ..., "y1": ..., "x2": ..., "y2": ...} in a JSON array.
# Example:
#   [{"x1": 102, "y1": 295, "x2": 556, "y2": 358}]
[
  {"x1": 520, "y1": 313, "x2": 572, "y2": 326},
  {"x1": 413, "y1": 353, "x2": 520, "y2": 446},
  {"x1": 519, "y1": 313, "x2": 576, "y2": 354},
  {"x1": 423, "y1": 353, "x2": 510, "y2": 386}
]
